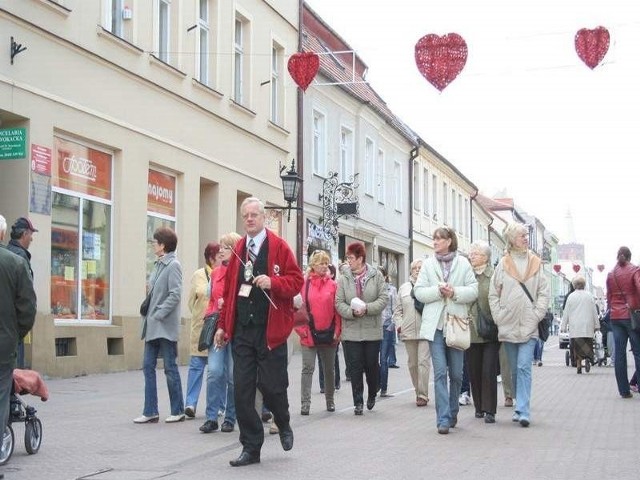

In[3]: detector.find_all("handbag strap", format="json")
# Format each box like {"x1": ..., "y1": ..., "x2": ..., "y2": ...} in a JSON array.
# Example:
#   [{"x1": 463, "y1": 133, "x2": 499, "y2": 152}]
[
  {"x1": 305, "y1": 277, "x2": 334, "y2": 331},
  {"x1": 518, "y1": 281, "x2": 535, "y2": 304}
]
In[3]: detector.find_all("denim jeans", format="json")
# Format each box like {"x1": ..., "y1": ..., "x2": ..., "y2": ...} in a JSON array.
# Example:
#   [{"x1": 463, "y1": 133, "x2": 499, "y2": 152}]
[
  {"x1": 429, "y1": 329, "x2": 464, "y2": 428},
  {"x1": 611, "y1": 319, "x2": 640, "y2": 395},
  {"x1": 142, "y1": 338, "x2": 184, "y2": 417},
  {"x1": 206, "y1": 342, "x2": 236, "y2": 423},
  {"x1": 533, "y1": 339, "x2": 545, "y2": 362},
  {"x1": 503, "y1": 338, "x2": 536, "y2": 421},
  {"x1": 185, "y1": 355, "x2": 208, "y2": 409},
  {"x1": 379, "y1": 328, "x2": 395, "y2": 391}
]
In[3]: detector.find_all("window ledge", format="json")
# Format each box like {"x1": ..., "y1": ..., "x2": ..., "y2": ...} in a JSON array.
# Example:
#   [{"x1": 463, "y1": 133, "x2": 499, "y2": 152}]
[
  {"x1": 230, "y1": 99, "x2": 257, "y2": 117},
  {"x1": 268, "y1": 120, "x2": 290, "y2": 135},
  {"x1": 96, "y1": 26, "x2": 143, "y2": 55},
  {"x1": 365, "y1": 192, "x2": 374, "y2": 198},
  {"x1": 38, "y1": 0, "x2": 71, "y2": 16},
  {"x1": 192, "y1": 79, "x2": 224, "y2": 99},
  {"x1": 149, "y1": 54, "x2": 187, "y2": 79}
]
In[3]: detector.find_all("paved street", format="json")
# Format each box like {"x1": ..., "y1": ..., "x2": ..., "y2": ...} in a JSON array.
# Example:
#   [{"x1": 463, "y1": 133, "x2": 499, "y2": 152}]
[{"x1": 2, "y1": 337, "x2": 638, "y2": 480}]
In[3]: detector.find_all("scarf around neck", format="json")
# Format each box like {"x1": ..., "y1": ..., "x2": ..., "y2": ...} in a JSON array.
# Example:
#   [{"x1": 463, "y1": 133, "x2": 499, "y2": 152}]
[
  {"x1": 435, "y1": 251, "x2": 456, "y2": 282},
  {"x1": 504, "y1": 250, "x2": 541, "y2": 283}
]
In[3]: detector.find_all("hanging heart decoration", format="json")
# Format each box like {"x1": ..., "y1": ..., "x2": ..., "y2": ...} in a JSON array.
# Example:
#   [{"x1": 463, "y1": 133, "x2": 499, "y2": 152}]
[
  {"x1": 415, "y1": 33, "x2": 468, "y2": 91},
  {"x1": 553, "y1": 264, "x2": 561, "y2": 273},
  {"x1": 287, "y1": 52, "x2": 320, "y2": 92},
  {"x1": 572, "y1": 264, "x2": 581, "y2": 273},
  {"x1": 597, "y1": 264, "x2": 605, "y2": 273},
  {"x1": 575, "y1": 26, "x2": 610, "y2": 69}
]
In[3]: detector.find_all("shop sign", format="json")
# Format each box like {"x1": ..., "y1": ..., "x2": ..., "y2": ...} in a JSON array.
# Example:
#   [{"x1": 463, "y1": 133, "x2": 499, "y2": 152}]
[
  {"x1": 148, "y1": 169, "x2": 176, "y2": 217},
  {"x1": 53, "y1": 137, "x2": 112, "y2": 200},
  {"x1": 0, "y1": 128, "x2": 27, "y2": 160},
  {"x1": 31, "y1": 144, "x2": 52, "y2": 176}
]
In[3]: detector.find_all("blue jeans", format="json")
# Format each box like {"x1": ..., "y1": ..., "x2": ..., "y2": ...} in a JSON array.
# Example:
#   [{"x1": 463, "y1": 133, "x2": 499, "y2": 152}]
[
  {"x1": 429, "y1": 329, "x2": 464, "y2": 428},
  {"x1": 611, "y1": 319, "x2": 640, "y2": 396},
  {"x1": 185, "y1": 355, "x2": 208, "y2": 409},
  {"x1": 504, "y1": 338, "x2": 536, "y2": 421},
  {"x1": 379, "y1": 328, "x2": 395, "y2": 391},
  {"x1": 533, "y1": 339, "x2": 544, "y2": 362},
  {"x1": 142, "y1": 338, "x2": 184, "y2": 417},
  {"x1": 206, "y1": 343, "x2": 236, "y2": 424}
]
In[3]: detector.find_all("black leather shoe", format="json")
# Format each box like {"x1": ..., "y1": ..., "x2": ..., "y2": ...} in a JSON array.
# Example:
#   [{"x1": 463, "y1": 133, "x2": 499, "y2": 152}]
[
  {"x1": 475, "y1": 411, "x2": 485, "y2": 418},
  {"x1": 221, "y1": 420, "x2": 234, "y2": 432},
  {"x1": 366, "y1": 395, "x2": 376, "y2": 410},
  {"x1": 354, "y1": 404, "x2": 363, "y2": 415},
  {"x1": 279, "y1": 425, "x2": 294, "y2": 451},
  {"x1": 199, "y1": 419, "x2": 218, "y2": 433},
  {"x1": 229, "y1": 451, "x2": 260, "y2": 467}
]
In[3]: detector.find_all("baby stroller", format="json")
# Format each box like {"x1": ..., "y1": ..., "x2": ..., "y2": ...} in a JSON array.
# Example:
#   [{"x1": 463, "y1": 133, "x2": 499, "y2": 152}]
[
  {"x1": 593, "y1": 330, "x2": 607, "y2": 367},
  {"x1": 0, "y1": 369, "x2": 48, "y2": 466}
]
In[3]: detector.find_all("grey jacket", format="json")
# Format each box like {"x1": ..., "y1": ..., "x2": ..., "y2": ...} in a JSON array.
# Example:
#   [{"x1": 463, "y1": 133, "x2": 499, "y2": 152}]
[
  {"x1": 335, "y1": 264, "x2": 388, "y2": 341},
  {"x1": 0, "y1": 245, "x2": 37, "y2": 366},
  {"x1": 141, "y1": 251, "x2": 183, "y2": 342}
]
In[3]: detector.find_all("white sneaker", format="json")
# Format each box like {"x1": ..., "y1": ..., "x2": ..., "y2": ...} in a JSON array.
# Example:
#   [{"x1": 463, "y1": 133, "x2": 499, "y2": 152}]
[
  {"x1": 165, "y1": 414, "x2": 185, "y2": 423},
  {"x1": 458, "y1": 392, "x2": 470, "y2": 406},
  {"x1": 133, "y1": 415, "x2": 159, "y2": 424}
]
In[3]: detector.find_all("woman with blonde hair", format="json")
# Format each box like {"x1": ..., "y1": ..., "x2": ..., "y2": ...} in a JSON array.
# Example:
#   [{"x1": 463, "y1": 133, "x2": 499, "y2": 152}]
[
  {"x1": 294, "y1": 250, "x2": 342, "y2": 414},
  {"x1": 414, "y1": 227, "x2": 478, "y2": 434},
  {"x1": 561, "y1": 275, "x2": 600, "y2": 374},
  {"x1": 489, "y1": 223, "x2": 549, "y2": 427},
  {"x1": 394, "y1": 258, "x2": 431, "y2": 407}
]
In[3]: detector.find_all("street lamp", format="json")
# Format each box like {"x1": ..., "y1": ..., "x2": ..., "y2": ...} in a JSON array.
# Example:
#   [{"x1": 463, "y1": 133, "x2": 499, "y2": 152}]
[{"x1": 265, "y1": 160, "x2": 303, "y2": 222}]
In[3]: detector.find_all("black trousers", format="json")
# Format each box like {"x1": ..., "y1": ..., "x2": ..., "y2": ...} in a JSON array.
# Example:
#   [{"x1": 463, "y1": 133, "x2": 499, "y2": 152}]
[
  {"x1": 232, "y1": 324, "x2": 290, "y2": 454},
  {"x1": 467, "y1": 341, "x2": 500, "y2": 415},
  {"x1": 343, "y1": 340, "x2": 381, "y2": 406}
]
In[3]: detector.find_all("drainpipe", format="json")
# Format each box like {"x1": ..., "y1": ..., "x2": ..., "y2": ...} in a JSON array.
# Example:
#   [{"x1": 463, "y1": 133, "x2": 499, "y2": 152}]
[
  {"x1": 296, "y1": 0, "x2": 304, "y2": 266},
  {"x1": 408, "y1": 146, "x2": 419, "y2": 265}
]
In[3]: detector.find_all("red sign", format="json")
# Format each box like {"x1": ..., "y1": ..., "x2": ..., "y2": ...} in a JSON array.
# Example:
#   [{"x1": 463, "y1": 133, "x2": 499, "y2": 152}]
[
  {"x1": 53, "y1": 137, "x2": 112, "y2": 200},
  {"x1": 148, "y1": 169, "x2": 176, "y2": 217},
  {"x1": 31, "y1": 144, "x2": 52, "y2": 176}
]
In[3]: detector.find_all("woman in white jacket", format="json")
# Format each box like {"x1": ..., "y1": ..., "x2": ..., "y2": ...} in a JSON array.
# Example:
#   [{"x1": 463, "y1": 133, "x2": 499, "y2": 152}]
[
  {"x1": 561, "y1": 275, "x2": 600, "y2": 374},
  {"x1": 489, "y1": 223, "x2": 549, "y2": 428},
  {"x1": 414, "y1": 227, "x2": 478, "y2": 434}
]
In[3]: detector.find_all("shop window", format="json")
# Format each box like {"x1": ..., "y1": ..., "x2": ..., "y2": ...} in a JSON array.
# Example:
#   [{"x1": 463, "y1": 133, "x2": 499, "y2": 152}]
[
  {"x1": 51, "y1": 137, "x2": 113, "y2": 322},
  {"x1": 147, "y1": 169, "x2": 177, "y2": 280}
]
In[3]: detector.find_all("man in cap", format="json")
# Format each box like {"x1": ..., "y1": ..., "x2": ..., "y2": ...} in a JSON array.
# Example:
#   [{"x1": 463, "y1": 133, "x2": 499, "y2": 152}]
[
  {"x1": 0, "y1": 214, "x2": 37, "y2": 479},
  {"x1": 7, "y1": 217, "x2": 37, "y2": 278}
]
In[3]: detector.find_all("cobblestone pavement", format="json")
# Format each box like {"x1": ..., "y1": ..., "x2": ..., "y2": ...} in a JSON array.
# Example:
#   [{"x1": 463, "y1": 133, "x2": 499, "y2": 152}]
[{"x1": 2, "y1": 337, "x2": 638, "y2": 479}]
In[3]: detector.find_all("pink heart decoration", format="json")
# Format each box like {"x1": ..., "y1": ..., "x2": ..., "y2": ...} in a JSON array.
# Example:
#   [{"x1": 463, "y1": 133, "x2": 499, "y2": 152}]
[
  {"x1": 415, "y1": 33, "x2": 468, "y2": 91},
  {"x1": 575, "y1": 26, "x2": 610, "y2": 69},
  {"x1": 573, "y1": 264, "x2": 581, "y2": 273},
  {"x1": 287, "y1": 52, "x2": 320, "y2": 92},
  {"x1": 597, "y1": 264, "x2": 605, "y2": 273},
  {"x1": 553, "y1": 264, "x2": 561, "y2": 273}
]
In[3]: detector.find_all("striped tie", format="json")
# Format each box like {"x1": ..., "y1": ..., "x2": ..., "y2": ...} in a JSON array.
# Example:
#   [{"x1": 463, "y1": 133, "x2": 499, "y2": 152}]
[{"x1": 248, "y1": 239, "x2": 257, "y2": 263}]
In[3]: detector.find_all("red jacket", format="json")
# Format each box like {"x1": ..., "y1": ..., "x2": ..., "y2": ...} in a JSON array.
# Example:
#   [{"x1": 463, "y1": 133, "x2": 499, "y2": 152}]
[
  {"x1": 219, "y1": 229, "x2": 304, "y2": 349},
  {"x1": 294, "y1": 272, "x2": 342, "y2": 347},
  {"x1": 205, "y1": 263, "x2": 228, "y2": 316},
  {"x1": 606, "y1": 263, "x2": 640, "y2": 320}
]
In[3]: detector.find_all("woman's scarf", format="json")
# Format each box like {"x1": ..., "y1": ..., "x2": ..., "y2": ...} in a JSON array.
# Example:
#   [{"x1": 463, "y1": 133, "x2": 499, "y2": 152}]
[
  {"x1": 354, "y1": 265, "x2": 368, "y2": 298},
  {"x1": 435, "y1": 251, "x2": 456, "y2": 282},
  {"x1": 503, "y1": 250, "x2": 541, "y2": 283}
]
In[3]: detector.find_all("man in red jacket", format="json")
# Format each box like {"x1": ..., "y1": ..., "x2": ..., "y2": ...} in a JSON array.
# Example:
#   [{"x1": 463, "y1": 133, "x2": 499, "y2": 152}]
[{"x1": 214, "y1": 197, "x2": 303, "y2": 467}]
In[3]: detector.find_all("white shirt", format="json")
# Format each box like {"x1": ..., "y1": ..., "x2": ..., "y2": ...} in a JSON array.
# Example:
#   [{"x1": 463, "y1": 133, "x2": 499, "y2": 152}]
[{"x1": 246, "y1": 228, "x2": 267, "y2": 256}]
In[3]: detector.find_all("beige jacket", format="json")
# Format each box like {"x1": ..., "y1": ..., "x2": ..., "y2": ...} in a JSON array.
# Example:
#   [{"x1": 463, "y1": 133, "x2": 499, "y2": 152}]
[
  {"x1": 187, "y1": 267, "x2": 210, "y2": 357},
  {"x1": 394, "y1": 282, "x2": 424, "y2": 341}
]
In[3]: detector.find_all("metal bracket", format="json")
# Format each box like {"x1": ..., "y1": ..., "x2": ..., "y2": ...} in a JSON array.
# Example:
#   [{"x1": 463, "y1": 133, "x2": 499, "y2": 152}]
[
  {"x1": 11, "y1": 37, "x2": 27, "y2": 65},
  {"x1": 318, "y1": 171, "x2": 359, "y2": 242}
]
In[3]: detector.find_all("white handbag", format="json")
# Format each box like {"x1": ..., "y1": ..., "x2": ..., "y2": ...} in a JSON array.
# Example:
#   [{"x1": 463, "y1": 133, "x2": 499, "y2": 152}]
[{"x1": 445, "y1": 313, "x2": 471, "y2": 350}]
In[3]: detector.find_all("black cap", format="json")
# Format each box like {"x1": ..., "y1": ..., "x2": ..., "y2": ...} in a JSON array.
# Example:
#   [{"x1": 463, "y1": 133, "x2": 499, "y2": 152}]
[{"x1": 12, "y1": 217, "x2": 38, "y2": 232}]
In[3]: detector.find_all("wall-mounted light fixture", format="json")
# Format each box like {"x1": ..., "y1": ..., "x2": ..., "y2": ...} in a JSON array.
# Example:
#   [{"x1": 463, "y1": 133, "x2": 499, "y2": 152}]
[{"x1": 265, "y1": 160, "x2": 303, "y2": 222}]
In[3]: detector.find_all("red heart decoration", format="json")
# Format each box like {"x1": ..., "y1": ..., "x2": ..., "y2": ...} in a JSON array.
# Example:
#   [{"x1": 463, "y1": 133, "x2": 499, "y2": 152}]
[
  {"x1": 553, "y1": 264, "x2": 561, "y2": 273},
  {"x1": 575, "y1": 26, "x2": 610, "y2": 69},
  {"x1": 415, "y1": 33, "x2": 468, "y2": 91},
  {"x1": 572, "y1": 264, "x2": 581, "y2": 273},
  {"x1": 287, "y1": 52, "x2": 320, "y2": 92},
  {"x1": 597, "y1": 264, "x2": 605, "y2": 273}
]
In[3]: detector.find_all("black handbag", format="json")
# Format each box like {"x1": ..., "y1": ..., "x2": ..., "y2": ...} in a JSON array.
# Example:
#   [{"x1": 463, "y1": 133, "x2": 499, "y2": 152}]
[
  {"x1": 305, "y1": 280, "x2": 335, "y2": 346},
  {"x1": 518, "y1": 281, "x2": 550, "y2": 342},
  {"x1": 476, "y1": 306, "x2": 498, "y2": 341},
  {"x1": 410, "y1": 287, "x2": 424, "y2": 314},
  {"x1": 139, "y1": 293, "x2": 152, "y2": 316},
  {"x1": 198, "y1": 312, "x2": 219, "y2": 352}
]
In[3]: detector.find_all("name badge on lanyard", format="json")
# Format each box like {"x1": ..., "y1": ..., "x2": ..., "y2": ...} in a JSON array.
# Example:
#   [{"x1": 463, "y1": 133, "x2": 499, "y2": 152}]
[{"x1": 244, "y1": 260, "x2": 253, "y2": 282}]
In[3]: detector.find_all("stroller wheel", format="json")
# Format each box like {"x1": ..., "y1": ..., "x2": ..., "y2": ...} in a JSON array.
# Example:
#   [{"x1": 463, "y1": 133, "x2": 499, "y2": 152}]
[
  {"x1": 25, "y1": 417, "x2": 43, "y2": 455},
  {"x1": 585, "y1": 360, "x2": 591, "y2": 373},
  {"x1": 0, "y1": 424, "x2": 15, "y2": 465},
  {"x1": 565, "y1": 350, "x2": 570, "y2": 366}
]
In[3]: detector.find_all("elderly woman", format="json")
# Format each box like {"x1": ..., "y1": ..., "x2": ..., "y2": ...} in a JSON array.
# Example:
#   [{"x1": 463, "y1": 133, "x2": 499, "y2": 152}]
[
  {"x1": 561, "y1": 275, "x2": 600, "y2": 374},
  {"x1": 295, "y1": 250, "x2": 342, "y2": 415},
  {"x1": 414, "y1": 227, "x2": 478, "y2": 434},
  {"x1": 393, "y1": 258, "x2": 431, "y2": 407},
  {"x1": 185, "y1": 242, "x2": 222, "y2": 419},
  {"x1": 489, "y1": 223, "x2": 549, "y2": 428},
  {"x1": 468, "y1": 241, "x2": 500, "y2": 424},
  {"x1": 135, "y1": 227, "x2": 184, "y2": 424},
  {"x1": 336, "y1": 242, "x2": 388, "y2": 416},
  {"x1": 605, "y1": 246, "x2": 640, "y2": 398}
]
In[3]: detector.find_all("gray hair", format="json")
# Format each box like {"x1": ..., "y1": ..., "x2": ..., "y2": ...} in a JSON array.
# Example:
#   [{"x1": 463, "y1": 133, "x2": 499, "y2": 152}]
[
  {"x1": 469, "y1": 240, "x2": 492, "y2": 261},
  {"x1": 240, "y1": 197, "x2": 265, "y2": 215},
  {"x1": 410, "y1": 258, "x2": 423, "y2": 270},
  {"x1": 503, "y1": 222, "x2": 528, "y2": 251},
  {"x1": 0, "y1": 214, "x2": 6, "y2": 239},
  {"x1": 571, "y1": 275, "x2": 586, "y2": 290}
]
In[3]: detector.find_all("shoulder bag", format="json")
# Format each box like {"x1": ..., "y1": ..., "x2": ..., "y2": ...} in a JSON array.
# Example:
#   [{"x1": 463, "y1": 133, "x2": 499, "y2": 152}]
[
  {"x1": 306, "y1": 280, "x2": 335, "y2": 346},
  {"x1": 445, "y1": 313, "x2": 471, "y2": 350},
  {"x1": 475, "y1": 303, "x2": 498, "y2": 341},
  {"x1": 198, "y1": 311, "x2": 219, "y2": 351},
  {"x1": 612, "y1": 271, "x2": 640, "y2": 332},
  {"x1": 518, "y1": 281, "x2": 551, "y2": 341},
  {"x1": 140, "y1": 260, "x2": 172, "y2": 316}
]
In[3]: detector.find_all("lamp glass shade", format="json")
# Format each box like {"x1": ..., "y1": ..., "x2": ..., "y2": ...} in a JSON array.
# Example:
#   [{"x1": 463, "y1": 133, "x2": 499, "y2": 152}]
[{"x1": 281, "y1": 173, "x2": 300, "y2": 204}]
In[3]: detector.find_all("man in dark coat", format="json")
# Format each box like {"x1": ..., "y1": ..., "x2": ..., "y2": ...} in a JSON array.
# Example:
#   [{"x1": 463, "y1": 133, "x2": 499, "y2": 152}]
[{"x1": 0, "y1": 215, "x2": 37, "y2": 477}]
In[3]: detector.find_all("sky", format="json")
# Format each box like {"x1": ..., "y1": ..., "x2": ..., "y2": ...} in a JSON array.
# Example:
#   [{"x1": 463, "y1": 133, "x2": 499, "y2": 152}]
[{"x1": 305, "y1": 0, "x2": 640, "y2": 283}]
